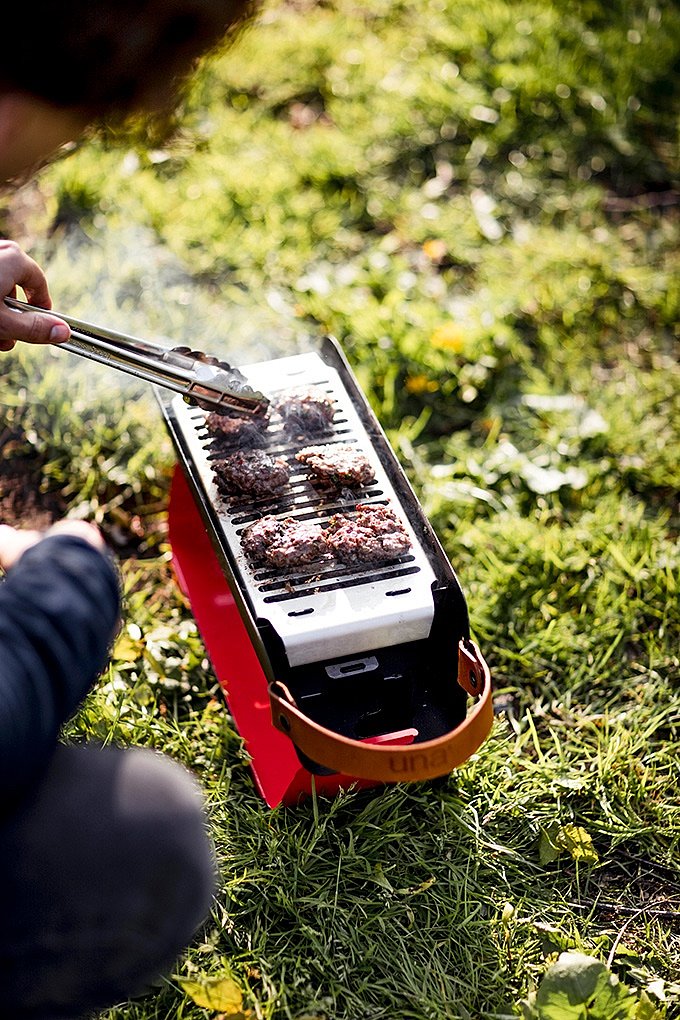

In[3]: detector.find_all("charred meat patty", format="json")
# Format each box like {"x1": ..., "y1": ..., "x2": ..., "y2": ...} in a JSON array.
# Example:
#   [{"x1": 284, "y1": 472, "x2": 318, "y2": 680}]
[
  {"x1": 205, "y1": 410, "x2": 268, "y2": 449},
  {"x1": 213, "y1": 450, "x2": 290, "y2": 498},
  {"x1": 325, "y1": 503, "x2": 411, "y2": 564},
  {"x1": 276, "y1": 387, "x2": 335, "y2": 435},
  {"x1": 242, "y1": 515, "x2": 328, "y2": 568},
  {"x1": 296, "y1": 443, "x2": 374, "y2": 488}
]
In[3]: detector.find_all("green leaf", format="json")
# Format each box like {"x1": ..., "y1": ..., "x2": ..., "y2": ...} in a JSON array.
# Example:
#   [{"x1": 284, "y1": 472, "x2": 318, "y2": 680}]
[
  {"x1": 371, "y1": 864, "x2": 394, "y2": 892},
  {"x1": 634, "y1": 989, "x2": 666, "y2": 1020},
  {"x1": 555, "y1": 825, "x2": 599, "y2": 865},
  {"x1": 539, "y1": 821, "x2": 600, "y2": 866},
  {"x1": 178, "y1": 973, "x2": 252, "y2": 1015},
  {"x1": 397, "y1": 876, "x2": 436, "y2": 896},
  {"x1": 539, "y1": 824, "x2": 562, "y2": 866},
  {"x1": 112, "y1": 631, "x2": 143, "y2": 663},
  {"x1": 533, "y1": 953, "x2": 637, "y2": 1020}
]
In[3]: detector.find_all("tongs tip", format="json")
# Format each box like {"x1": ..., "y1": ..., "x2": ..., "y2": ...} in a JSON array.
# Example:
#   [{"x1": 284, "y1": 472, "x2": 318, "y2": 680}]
[
  {"x1": 175, "y1": 347, "x2": 270, "y2": 416},
  {"x1": 184, "y1": 387, "x2": 270, "y2": 416}
]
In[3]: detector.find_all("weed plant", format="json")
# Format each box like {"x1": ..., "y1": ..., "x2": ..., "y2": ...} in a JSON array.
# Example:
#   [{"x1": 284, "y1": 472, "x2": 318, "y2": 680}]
[{"x1": 1, "y1": 0, "x2": 679, "y2": 1017}]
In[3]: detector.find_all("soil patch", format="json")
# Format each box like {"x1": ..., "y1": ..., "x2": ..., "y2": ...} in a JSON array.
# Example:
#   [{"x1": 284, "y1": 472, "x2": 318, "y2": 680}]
[{"x1": 0, "y1": 445, "x2": 67, "y2": 530}]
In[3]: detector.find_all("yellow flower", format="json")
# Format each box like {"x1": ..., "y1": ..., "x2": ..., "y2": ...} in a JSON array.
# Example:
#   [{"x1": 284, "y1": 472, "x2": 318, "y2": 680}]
[
  {"x1": 430, "y1": 322, "x2": 466, "y2": 352},
  {"x1": 405, "y1": 374, "x2": 439, "y2": 394},
  {"x1": 422, "y1": 238, "x2": 447, "y2": 262}
]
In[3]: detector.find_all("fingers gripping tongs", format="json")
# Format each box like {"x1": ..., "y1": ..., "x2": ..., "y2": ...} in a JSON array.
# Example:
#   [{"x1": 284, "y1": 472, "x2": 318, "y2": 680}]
[{"x1": 5, "y1": 297, "x2": 269, "y2": 416}]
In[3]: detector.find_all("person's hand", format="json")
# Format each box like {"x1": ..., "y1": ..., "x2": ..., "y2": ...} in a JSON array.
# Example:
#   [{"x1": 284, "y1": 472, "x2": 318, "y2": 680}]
[
  {"x1": 0, "y1": 241, "x2": 71, "y2": 351},
  {"x1": 0, "y1": 521, "x2": 105, "y2": 572}
]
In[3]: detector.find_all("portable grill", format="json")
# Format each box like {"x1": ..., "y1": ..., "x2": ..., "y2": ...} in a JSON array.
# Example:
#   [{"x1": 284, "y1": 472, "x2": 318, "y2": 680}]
[
  {"x1": 160, "y1": 337, "x2": 492, "y2": 806},
  {"x1": 8, "y1": 297, "x2": 492, "y2": 806}
]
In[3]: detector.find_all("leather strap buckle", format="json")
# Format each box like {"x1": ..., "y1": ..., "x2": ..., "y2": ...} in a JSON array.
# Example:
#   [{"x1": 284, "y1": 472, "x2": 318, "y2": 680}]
[{"x1": 457, "y1": 637, "x2": 485, "y2": 696}]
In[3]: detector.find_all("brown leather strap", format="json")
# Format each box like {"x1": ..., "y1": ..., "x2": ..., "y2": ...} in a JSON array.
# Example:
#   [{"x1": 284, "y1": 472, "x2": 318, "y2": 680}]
[{"x1": 269, "y1": 639, "x2": 493, "y2": 782}]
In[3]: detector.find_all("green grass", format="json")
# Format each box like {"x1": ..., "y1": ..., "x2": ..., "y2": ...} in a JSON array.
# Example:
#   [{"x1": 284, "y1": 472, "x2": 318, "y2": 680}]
[{"x1": 1, "y1": 0, "x2": 679, "y2": 1017}]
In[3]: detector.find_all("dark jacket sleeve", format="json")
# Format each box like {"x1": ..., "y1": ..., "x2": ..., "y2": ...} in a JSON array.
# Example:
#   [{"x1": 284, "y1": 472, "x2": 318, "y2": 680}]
[{"x1": 0, "y1": 534, "x2": 120, "y2": 810}]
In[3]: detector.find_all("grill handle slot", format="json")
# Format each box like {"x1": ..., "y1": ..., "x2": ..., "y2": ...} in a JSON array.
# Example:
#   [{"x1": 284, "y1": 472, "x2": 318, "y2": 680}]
[{"x1": 325, "y1": 656, "x2": 379, "y2": 679}]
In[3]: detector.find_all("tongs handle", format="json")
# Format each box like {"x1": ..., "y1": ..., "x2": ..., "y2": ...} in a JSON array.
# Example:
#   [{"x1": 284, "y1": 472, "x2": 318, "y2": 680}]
[{"x1": 4, "y1": 297, "x2": 269, "y2": 416}]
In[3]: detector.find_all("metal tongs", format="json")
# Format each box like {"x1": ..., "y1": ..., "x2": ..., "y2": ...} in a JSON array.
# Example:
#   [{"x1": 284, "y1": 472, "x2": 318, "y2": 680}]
[{"x1": 5, "y1": 297, "x2": 269, "y2": 416}]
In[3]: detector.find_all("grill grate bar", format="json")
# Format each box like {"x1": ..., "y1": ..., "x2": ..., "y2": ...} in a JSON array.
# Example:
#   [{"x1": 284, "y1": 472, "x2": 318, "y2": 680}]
[
  {"x1": 215, "y1": 485, "x2": 386, "y2": 524},
  {"x1": 231, "y1": 491, "x2": 385, "y2": 528},
  {"x1": 262, "y1": 565, "x2": 422, "y2": 603},
  {"x1": 254, "y1": 551, "x2": 417, "y2": 588},
  {"x1": 204, "y1": 430, "x2": 355, "y2": 461}
]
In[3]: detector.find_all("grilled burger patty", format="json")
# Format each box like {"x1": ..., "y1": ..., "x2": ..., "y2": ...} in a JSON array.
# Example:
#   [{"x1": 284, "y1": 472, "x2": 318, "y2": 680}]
[
  {"x1": 325, "y1": 503, "x2": 411, "y2": 564},
  {"x1": 213, "y1": 450, "x2": 290, "y2": 497},
  {"x1": 296, "y1": 443, "x2": 374, "y2": 488},
  {"x1": 276, "y1": 387, "x2": 335, "y2": 435},
  {"x1": 205, "y1": 410, "x2": 269, "y2": 448},
  {"x1": 242, "y1": 515, "x2": 328, "y2": 567}
]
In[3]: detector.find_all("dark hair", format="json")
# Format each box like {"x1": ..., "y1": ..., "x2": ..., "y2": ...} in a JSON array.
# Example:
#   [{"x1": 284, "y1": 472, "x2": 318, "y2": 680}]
[{"x1": 0, "y1": 1, "x2": 256, "y2": 117}]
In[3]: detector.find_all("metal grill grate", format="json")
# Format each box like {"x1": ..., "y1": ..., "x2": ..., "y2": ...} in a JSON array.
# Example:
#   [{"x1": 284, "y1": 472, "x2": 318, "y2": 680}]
[{"x1": 170, "y1": 352, "x2": 437, "y2": 666}]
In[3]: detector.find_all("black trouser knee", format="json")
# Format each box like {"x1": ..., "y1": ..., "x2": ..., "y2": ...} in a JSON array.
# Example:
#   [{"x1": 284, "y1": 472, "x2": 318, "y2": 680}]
[{"x1": 0, "y1": 743, "x2": 216, "y2": 1019}]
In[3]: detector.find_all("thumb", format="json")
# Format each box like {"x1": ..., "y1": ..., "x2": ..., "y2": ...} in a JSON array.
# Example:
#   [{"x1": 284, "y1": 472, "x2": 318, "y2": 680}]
[{"x1": 0, "y1": 306, "x2": 70, "y2": 347}]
